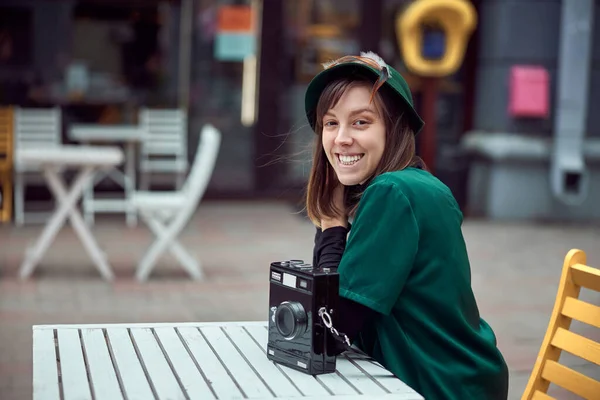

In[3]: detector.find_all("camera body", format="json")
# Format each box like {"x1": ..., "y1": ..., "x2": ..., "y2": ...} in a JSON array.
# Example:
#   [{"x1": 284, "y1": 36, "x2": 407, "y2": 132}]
[{"x1": 267, "y1": 260, "x2": 340, "y2": 375}]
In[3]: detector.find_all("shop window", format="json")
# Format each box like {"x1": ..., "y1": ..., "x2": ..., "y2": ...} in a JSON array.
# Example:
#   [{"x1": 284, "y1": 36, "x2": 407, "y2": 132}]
[
  {"x1": 71, "y1": 4, "x2": 162, "y2": 92},
  {"x1": 0, "y1": 7, "x2": 33, "y2": 67},
  {"x1": 285, "y1": 0, "x2": 360, "y2": 84}
]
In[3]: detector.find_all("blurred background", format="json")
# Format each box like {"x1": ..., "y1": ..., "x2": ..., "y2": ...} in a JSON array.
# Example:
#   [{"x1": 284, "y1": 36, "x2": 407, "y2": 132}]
[{"x1": 1, "y1": 0, "x2": 600, "y2": 399}]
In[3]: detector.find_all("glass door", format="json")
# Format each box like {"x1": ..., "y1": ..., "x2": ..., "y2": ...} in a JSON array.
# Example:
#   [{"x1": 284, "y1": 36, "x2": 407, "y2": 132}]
[
  {"x1": 278, "y1": 0, "x2": 362, "y2": 188},
  {"x1": 272, "y1": 0, "x2": 371, "y2": 193},
  {"x1": 188, "y1": 0, "x2": 261, "y2": 194}
]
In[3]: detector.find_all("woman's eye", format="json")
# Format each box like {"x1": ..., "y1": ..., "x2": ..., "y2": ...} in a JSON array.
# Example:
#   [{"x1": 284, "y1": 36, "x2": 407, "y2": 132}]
[
  {"x1": 324, "y1": 121, "x2": 337, "y2": 127},
  {"x1": 354, "y1": 120, "x2": 369, "y2": 126}
]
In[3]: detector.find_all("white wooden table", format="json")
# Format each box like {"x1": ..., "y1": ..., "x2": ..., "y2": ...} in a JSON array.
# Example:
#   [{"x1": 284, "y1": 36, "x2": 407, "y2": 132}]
[
  {"x1": 17, "y1": 146, "x2": 123, "y2": 281},
  {"x1": 32, "y1": 321, "x2": 424, "y2": 400},
  {"x1": 69, "y1": 124, "x2": 146, "y2": 227}
]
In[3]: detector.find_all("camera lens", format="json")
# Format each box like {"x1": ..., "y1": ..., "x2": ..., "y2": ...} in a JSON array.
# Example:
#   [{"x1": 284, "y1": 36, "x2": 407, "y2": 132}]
[{"x1": 275, "y1": 301, "x2": 307, "y2": 340}]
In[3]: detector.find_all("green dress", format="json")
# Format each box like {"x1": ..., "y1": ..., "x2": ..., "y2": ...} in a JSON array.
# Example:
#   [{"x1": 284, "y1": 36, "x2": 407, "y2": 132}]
[{"x1": 338, "y1": 167, "x2": 509, "y2": 399}]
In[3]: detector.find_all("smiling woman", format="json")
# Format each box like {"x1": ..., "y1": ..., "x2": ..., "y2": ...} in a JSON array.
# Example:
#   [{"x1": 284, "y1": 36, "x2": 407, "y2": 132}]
[
  {"x1": 305, "y1": 52, "x2": 510, "y2": 400},
  {"x1": 305, "y1": 59, "x2": 424, "y2": 222},
  {"x1": 320, "y1": 84, "x2": 386, "y2": 186}
]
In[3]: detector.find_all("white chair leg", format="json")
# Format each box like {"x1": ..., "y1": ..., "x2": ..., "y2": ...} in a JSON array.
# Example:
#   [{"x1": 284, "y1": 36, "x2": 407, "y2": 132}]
[
  {"x1": 172, "y1": 247, "x2": 202, "y2": 279},
  {"x1": 83, "y1": 175, "x2": 95, "y2": 226},
  {"x1": 124, "y1": 143, "x2": 137, "y2": 227},
  {"x1": 176, "y1": 172, "x2": 185, "y2": 190},
  {"x1": 140, "y1": 171, "x2": 150, "y2": 191},
  {"x1": 46, "y1": 167, "x2": 113, "y2": 280},
  {"x1": 14, "y1": 172, "x2": 25, "y2": 227},
  {"x1": 136, "y1": 238, "x2": 165, "y2": 281},
  {"x1": 20, "y1": 166, "x2": 113, "y2": 280},
  {"x1": 145, "y1": 216, "x2": 203, "y2": 280},
  {"x1": 126, "y1": 209, "x2": 136, "y2": 228},
  {"x1": 136, "y1": 212, "x2": 202, "y2": 281}
]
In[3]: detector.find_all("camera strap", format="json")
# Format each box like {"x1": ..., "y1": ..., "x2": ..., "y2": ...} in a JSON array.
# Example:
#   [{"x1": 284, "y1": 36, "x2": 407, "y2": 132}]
[
  {"x1": 318, "y1": 307, "x2": 352, "y2": 351},
  {"x1": 318, "y1": 307, "x2": 389, "y2": 369}
]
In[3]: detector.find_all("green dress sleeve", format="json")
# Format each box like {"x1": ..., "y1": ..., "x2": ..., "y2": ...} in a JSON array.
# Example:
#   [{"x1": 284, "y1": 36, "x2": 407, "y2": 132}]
[{"x1": 338, "y1": 179, "x2": 419, "y2": 315}]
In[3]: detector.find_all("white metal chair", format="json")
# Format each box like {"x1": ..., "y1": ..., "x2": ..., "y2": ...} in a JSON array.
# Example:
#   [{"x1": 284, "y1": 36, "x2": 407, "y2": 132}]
[
  {"x1": 13, "y1": 107, "x2": 62, "y2": 226},
  {"x1": 138, "y1": 108, "x2": 188, "y2": 190},
  {"x1": 131, "y1": 124, "x2": 221, "y2": 281}
]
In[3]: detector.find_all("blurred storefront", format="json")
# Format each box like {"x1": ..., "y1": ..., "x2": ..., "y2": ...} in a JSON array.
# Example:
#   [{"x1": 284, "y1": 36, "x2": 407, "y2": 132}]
[
  {"x1": 462, "y1": 0, "x2": 600, "y2": 221},
  {"x1": 0, "y1": 0, "x2": 478, "y2": 205},
  {"x1": 258, "y1": 0, "x2": 477, "y2": 208}
]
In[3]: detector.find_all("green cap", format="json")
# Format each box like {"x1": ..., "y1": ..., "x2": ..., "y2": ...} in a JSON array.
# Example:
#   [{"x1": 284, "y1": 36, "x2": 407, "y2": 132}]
[{"x1": 304, "y1": 52, "x2": 424, "y2": 135}]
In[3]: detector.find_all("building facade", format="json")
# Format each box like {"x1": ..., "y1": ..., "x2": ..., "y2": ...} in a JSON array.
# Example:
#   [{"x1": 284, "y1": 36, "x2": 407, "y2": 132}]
[
  {"x1": 465, "y1": 0, "x2": 600, "y2": 220},
  {"x1": 11, "y1": 0, "x2": 598, "y2": 221}
]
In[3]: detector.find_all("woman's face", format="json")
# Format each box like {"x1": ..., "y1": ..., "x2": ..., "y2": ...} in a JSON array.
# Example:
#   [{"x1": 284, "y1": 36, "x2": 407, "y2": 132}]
[{"x1": 321, "y1": 84, "x2": 386, "y2": 186}]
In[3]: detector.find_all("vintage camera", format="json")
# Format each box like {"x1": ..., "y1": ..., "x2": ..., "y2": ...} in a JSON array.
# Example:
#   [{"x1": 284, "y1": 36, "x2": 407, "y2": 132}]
[{"x1": 266, "y1": 260, "x2": 340, "y2": 375}]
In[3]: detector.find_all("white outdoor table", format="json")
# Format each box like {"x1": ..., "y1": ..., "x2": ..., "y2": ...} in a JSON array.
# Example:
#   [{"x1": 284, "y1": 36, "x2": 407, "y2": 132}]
[
  {"x1": 17, "y1": 145, "x2": 123, "y2": 281},
  {"x1": 69, "y1": 124, "x2": 146, "y2": 227},
  {"x1": 32, "y1": 321, "x2": 424, "y2": 400}
]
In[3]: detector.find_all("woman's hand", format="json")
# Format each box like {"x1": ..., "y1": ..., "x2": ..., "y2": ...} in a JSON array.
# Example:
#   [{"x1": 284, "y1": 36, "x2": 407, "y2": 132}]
[{"x1": 321, "y1": 181, "x2": 348, "y2": 230}]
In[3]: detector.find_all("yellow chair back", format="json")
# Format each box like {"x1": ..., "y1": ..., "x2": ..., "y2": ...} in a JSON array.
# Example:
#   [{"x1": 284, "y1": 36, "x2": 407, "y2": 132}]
[{"x1": 522, "y1": 249, "x2": 600, "y2": 399}]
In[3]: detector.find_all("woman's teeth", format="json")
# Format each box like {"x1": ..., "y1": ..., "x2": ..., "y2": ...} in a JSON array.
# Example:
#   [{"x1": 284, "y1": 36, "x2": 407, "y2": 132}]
[{"x1": 338, "y1": 154, "x2": 363, "y2": 165}]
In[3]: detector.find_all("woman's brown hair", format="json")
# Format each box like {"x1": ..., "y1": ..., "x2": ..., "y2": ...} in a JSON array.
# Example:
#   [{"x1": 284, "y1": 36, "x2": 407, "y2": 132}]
[{"x1": 305, "y1": 74, "x2": 425, "y2": 227}]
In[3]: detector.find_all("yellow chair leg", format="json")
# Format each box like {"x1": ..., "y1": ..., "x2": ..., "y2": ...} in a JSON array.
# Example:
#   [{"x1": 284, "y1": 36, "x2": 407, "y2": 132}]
[
  {"x1": 0, "y1": 174, "x2": 12, "y2": 223},
  {"x1": 0, "y1": 177, "x2": 5, "y2": 223}
]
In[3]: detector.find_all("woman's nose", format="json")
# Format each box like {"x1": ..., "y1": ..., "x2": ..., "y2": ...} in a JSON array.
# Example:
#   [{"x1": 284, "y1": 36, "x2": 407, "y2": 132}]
[{"x1": 334, "y1": 126, "x2": 353, "y2": 145}]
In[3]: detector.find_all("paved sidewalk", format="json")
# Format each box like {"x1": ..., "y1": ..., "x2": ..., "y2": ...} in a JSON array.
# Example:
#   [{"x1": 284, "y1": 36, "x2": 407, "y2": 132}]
[{"x1": 1, "y1": 200, "x2": 600, "y2": 399}]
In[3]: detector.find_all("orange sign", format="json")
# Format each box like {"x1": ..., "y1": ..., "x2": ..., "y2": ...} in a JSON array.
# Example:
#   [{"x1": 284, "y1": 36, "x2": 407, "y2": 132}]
[{"x1": 217, "y1": 5, "x2": 254, "y2": 33}]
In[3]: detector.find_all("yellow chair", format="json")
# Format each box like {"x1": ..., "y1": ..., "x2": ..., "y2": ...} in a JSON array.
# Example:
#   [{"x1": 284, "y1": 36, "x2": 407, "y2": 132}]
[
  {"x1": 0, "y1": 106, "x2": 13, "y2": 223},
  {"x1": 522, "y1": 249, "x2": 600, "y2": 399}
]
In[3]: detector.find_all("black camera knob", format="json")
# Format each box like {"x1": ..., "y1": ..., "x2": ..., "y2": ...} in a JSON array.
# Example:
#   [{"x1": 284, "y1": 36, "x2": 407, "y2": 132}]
[{"x1": 274, "y1": 301, "x2": 307, "y2": 340}]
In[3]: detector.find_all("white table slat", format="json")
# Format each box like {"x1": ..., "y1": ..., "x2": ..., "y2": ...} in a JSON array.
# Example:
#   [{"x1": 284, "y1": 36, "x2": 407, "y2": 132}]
[
  {"x1": 242, "y1": 325, "x2": 361, "y2": 397},
  {"x1": 247, "y1": 326, "x2": 418, "y2": 398},
  {"x1": 266, "y1": 396, "x2": 420, "y2": 400},
  {"x1": 80, "y1": 329, "x2": 124, "y2": 399},
  {"x1": 106, "y1": 328, "x2": 155, "y2": 400},
  {"x1": 335, "y1": 355, "x2": 388, "y2": 396},
  {"x1": 316, "y1": 370, "x2": 359, "y2": 396},
  {"x1": 177, "y1": 327, "x2": 245, "y2": 399},
  {"x1": 244, "y1": 325, "x2": 333, "y2": 397},
  {"x1": 222, "y1": 325, "x2": 302, "y2": 397},
  {"x1": 34, "y1": 322, "x2": 425, "y2": 400},
  {"x1": 56, "y1": 329, "x2": 92, "y2": 400},
  {"x1": 129, "y1": 328, "x2": 186, "y2": 400},
  {"x1": 200, "y1": 326, "x2": 275, "y2": 398},
  {"x1": 32, "y1": 329, "x2": 61, "y2": 400},
  {"x1": 35, "y1": 321, "x2": 269, "y2": 330},
  {"x1": 81, "y1": 329, "x2": 123, "y2": 400},
  {"x1": 345, "y1": 355, "x2": 419, "y2": 395},
  {"x1": 153, "y1": 327, "x2": 216, "y2": 399}
]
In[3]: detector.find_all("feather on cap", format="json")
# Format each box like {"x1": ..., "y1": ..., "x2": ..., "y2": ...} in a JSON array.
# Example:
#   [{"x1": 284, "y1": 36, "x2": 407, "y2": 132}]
[
  {"x1": 358, "y1": 51, "x2": 388, "y2": 70},
  {"x1": 322, "y1": 51, "x2": 388, "y2": 71}
]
